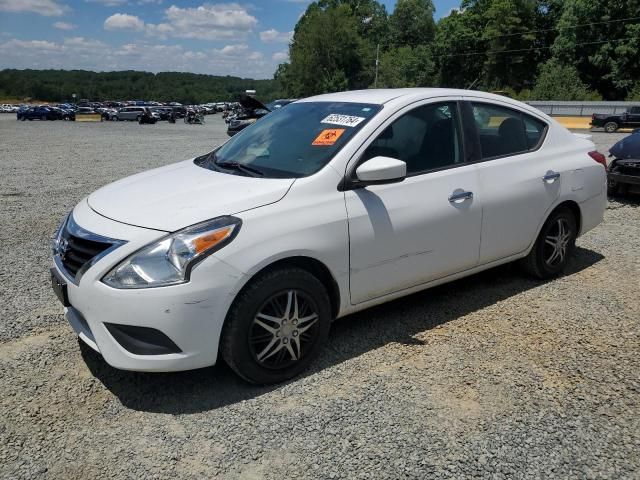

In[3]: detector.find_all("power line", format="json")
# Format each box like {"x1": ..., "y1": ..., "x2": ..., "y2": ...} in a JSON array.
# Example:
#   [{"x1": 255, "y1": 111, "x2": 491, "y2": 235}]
[
  {"x1": 432, "y1": 35, "x2": 638, "y2": 59},
  {"x1": 463, "y1": 15, "x2": 640, "y2": 42}
]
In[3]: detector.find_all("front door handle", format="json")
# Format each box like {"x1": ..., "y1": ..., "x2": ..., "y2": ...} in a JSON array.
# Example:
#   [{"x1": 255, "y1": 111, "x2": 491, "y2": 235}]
[
  {"x1": 542, "y1": 171, "x2": 561, "y2": 183},
  {"x1": 448, "y1": 191, "x2": 474, "y2": 203}
]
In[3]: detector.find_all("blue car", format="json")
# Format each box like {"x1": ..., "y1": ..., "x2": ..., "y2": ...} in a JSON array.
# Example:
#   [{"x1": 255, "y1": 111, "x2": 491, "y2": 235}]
[{"x1": 17, "y1": 106, "x2": 63, "y2": 121}]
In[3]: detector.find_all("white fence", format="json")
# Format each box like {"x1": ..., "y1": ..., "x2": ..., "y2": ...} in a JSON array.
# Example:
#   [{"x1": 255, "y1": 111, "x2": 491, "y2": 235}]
[{"x1": 527, "y1": 101, "x2": 636, "y2": 117}]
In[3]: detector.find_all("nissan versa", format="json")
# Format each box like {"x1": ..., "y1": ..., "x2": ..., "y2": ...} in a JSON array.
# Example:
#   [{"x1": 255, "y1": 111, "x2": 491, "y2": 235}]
[{"x1": 51, "y1": 89, "x2": 607, "y2": 384}]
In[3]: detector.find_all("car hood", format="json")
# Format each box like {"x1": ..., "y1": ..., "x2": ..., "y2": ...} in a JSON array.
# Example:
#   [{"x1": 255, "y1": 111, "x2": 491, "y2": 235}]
[
  {"x1": 88, "y1": 159, "x2": 294, "y2": 231},
  {"x1": 610, "y1": 131, "x2": 640, "y2": 159},
  {"x1": 238, "y1": 94, "x2": 270, "y2": 112}
]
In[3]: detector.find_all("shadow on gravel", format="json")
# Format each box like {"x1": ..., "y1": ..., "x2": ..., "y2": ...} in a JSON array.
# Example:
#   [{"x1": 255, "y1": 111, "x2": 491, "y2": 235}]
[{"x1": 82, "y1": 246, "x2": 604, "y2": 414}]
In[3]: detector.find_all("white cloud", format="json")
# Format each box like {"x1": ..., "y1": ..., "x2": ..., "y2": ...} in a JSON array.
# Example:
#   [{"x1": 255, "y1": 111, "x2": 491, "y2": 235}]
[
  {"x1": 259, "y1": 28, "x2": 293, "y2": 43},
  {"x1": 272, "y1": 51, "x2": 288, "y2": 62},
  {"x1": 146, "y1": 3, "x2": 258, "y2": 40},
  {"x1": 0, "y1": 37, "x2": 276, "y2": 78},
  {"x1": 53, "y1": 21, "x2": 76, "y2": 30},
  {"x1": 219, "y1": 43, "x2": 247, "y2": 55},
  {"x1": 104, "y1": 13, "x2": 145, "y2": 31},
  {"x1": 87, "y1": 0, "x2": 128, "y2": 5},
  {"x1": 0, "y1": 0, "x2": 68, "y2": 16}
]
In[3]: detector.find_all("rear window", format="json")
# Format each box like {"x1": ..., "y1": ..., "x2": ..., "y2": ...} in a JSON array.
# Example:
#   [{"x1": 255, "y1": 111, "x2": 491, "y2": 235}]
[{"x1": 472, "y1": 103, "x2": 547, "y2": 159}]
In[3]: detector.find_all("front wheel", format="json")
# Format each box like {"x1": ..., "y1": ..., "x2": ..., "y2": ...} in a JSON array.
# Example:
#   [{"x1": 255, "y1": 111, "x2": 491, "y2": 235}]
[
  {"x1": 604, "y1": 122, "x2": 618, "y2": 133},
  {"x1": 520, "y1": 206, "x2": 577, "y2": 279},
  {"x1": 221, "y1": 267, "x2": 332, "y2": 384}
]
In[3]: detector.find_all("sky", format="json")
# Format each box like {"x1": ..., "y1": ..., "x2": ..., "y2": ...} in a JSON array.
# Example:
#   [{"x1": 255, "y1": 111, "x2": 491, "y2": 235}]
[{"x1": 0, "y1": 0, "x2": 460, "y2": 79}]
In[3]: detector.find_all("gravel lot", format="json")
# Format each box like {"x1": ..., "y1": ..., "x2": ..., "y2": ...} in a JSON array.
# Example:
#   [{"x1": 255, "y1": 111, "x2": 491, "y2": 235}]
[{"x1": 1, "y1": 115, "x2": 639, "y2": 479}]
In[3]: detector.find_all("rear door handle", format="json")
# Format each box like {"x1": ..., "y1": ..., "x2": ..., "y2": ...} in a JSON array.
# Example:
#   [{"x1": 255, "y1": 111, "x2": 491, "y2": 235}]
[
  {"x1": 448, "y1": 191, "x2": 473, "y2": 203},
  {"x1": 542, "y1": 171, "x2": 561, "y2": 183}
]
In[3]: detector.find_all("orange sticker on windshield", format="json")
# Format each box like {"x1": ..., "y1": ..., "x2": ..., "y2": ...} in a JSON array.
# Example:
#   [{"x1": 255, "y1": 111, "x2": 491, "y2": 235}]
[{"x1": 312, "y1": 128, "x2": 345, "y2": 146}]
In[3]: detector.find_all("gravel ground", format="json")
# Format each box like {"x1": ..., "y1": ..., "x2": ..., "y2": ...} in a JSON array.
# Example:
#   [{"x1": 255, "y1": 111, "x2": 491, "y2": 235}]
[{"x1": 1, "y1": 115, "x2": 639, "y2": 479}]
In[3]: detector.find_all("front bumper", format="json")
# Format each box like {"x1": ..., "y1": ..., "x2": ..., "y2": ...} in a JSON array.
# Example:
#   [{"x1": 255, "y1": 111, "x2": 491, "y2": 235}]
[
  {"x1": 608, "y1": 172, "x2": 640, "y2": 186},
  {"x1": 55, "y1": 200, "x2": 248, "y2": 372}
]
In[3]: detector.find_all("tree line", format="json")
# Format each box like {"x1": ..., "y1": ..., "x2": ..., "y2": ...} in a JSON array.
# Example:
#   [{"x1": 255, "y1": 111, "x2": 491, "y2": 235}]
[
  {"x1": 0, "y1": 69, "x2": 282, "y2": 104},
  {"x1": 276, "y1": 0, "x2": 640, "y2": 101}
]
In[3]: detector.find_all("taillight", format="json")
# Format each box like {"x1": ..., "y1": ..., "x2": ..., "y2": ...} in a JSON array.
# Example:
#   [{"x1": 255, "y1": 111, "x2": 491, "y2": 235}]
[{"x1": 588, "y1": 151, "x2": 607, "y2": 169}]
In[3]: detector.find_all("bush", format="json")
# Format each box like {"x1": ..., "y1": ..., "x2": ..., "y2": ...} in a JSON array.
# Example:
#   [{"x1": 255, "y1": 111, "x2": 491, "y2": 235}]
[{"x1": 531, "y1": 60, "x2": 600, "y2": 101}]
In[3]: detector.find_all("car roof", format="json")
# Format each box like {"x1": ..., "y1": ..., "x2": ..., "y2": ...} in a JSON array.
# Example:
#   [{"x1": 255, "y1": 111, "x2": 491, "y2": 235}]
[{"x1": 298, "y1": 88, "x2": 518, "y2": 106}]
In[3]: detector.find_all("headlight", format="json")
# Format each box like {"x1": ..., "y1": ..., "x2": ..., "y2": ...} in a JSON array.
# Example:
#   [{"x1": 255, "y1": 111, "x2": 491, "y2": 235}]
[
  {"x1": 51, "y1": 212, "x2": 70, "y2": 256},
  {"x1": 102, "y1": 216, "x2": 241, "y2": 289}
]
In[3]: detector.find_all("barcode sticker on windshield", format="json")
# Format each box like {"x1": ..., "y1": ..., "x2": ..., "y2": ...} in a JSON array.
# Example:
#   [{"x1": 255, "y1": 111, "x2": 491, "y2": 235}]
[{"x1": 321, "y1": 114, "x2": 366, "y2": 127}]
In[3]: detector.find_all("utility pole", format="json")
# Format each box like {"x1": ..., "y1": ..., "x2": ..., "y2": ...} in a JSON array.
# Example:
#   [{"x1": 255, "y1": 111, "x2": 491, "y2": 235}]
[{"x1": 374, "y1": 43, "x2": 380, "y2": 88}]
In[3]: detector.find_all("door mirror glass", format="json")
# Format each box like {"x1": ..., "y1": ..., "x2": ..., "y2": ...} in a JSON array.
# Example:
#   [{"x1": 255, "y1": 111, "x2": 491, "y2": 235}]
[{"x1": 355, "y1": 156, "x2": 406, "y2": 184}]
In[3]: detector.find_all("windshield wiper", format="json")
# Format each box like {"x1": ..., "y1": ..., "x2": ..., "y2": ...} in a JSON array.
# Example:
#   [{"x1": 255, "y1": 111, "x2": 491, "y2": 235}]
[{"x1": 215, "y1": 160, "x2": 264, "y2": 177}]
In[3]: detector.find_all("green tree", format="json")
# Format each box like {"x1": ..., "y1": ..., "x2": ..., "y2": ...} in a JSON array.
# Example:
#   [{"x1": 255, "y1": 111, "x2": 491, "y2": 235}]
[
  {"x1": 377, "y1": 45, "x2": 435, "y2": 87},
  {"x1": 389, "y1": 0, "x2": 436, "y2": 48},
  {"x1": 433, "y1": 8, "x2": 486, "y2": 88},
  {"x1": 481, "y1": 0, "x2": 538, "y2": 91},
  {"x1": 280, "y1": 3, "x2": 374, "y2": 96},
  {"x1": 551, "y1": 0, "x2": 640, "y2": 99}
]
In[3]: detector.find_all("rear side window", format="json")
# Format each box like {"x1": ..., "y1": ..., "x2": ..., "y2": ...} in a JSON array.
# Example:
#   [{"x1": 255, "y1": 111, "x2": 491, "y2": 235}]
[{"x1": 471, "y1": 103, "x2": 547, "y2": 159}]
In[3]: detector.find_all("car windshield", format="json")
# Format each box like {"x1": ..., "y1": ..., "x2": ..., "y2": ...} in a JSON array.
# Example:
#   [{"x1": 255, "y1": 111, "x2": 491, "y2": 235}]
[{"x1": 198, "y1": 102, "x2": 381, "y2": 178}]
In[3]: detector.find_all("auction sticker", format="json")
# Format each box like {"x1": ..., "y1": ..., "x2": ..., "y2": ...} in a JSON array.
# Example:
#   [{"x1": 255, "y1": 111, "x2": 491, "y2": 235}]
[
  {"x1": 312, "y1": 129, "x2": 345, "y2": 146},
  {"x1": 321, "y1": 114, "x2": 365, "y2": 127}
]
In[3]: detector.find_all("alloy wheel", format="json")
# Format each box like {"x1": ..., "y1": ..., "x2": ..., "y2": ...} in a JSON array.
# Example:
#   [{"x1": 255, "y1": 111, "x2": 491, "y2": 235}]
[
  {"x1": 543, "y1": 218, "x2": 571, "y2": 267},
  {"x1": 249, "y1": 290, "x2": 319, "y2": 369}
]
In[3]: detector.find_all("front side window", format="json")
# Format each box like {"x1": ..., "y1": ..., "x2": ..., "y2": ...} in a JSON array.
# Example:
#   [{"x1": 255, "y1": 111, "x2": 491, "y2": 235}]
[
  {"x1": 361, "y1": 102, "x2": 463, "y2": 175},
  {"x1": 198, "y1": 102, "x2": 381, "y2": 178},
  {"x1": 472, "y1": 103, "x2": 547, "y2": 159}
]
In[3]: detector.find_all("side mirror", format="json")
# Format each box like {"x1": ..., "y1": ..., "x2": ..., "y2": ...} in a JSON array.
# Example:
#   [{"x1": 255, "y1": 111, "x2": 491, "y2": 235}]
[{"x1": 355, "y1": 156, "x2": 406, "y2": 185}]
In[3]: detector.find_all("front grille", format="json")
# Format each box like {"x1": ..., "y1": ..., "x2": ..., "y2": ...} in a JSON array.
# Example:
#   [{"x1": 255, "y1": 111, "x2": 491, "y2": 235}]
[{"x1": 60, "y1": 231, "x2": 113, "y2": 277}]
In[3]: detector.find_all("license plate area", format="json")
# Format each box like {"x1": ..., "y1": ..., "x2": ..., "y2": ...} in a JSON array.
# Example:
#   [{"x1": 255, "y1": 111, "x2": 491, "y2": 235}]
[{"x1": 50, "y1": 268, "x2": 70, "y2": 307}]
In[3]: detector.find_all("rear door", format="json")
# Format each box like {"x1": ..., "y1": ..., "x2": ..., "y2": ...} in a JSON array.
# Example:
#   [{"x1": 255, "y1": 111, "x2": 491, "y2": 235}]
[
  {"x1": 345, "y1": 100, "x2": 483, "y2": 304},
  {"x1": 628, "y1": 107, "x2": 640, "y2": 127},
  {"x1": 464, "y1": 101, "x2": 560, "y2": 263}
]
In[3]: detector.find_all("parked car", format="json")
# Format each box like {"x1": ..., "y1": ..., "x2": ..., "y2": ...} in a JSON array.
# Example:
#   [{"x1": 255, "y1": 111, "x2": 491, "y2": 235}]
[
  {"x1": 113, "y1": 106, "x2": 146, "y2": 121},
  {"x1": 138, "y1": 107, "x2": 159, "y2": 124},
  {"x1": 150, "y1": 107, "x2": 173, "y2": 120},
  {"x1": 226, "y1": 95, "x2": 271, "y2": 136},
  {"x1": 17, "y1": 106, "x2": 59, "y2": 121},
  {"x1": 50, "y1": 89, "x2": 606, "y2": 384},
  {"x1": 591, "y1": 106, "x2": 640, "y2": 133},
  {"x1": 607, "y1": 129, "x2": 640, "y2": 196}
]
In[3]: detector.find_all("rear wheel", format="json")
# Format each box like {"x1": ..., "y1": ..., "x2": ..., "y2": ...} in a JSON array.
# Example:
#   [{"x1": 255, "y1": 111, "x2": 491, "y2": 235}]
[
  {"x1": 521, "y1": 206, "x2": 578, "y2": 279},
  {"x1": 221, "y1": 267, "x2": 331, "y2": 384},
  {"x1": 604, "y1": 122, "x2": 618, "y2": 133}
]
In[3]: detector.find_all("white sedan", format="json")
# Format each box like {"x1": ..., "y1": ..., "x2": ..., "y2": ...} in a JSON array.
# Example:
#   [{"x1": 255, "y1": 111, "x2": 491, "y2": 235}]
[{"x1": 51, "y1": 89, "x2": 607, "y2": 384}]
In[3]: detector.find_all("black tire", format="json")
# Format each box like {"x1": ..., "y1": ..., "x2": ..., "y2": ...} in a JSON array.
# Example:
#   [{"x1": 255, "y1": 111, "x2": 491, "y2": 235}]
[
  {"x1": 112, "y1": 116, "x2": 118, "y2": 122},
  {"x1": 604, "y1": 122, "x2": 618, "y2": 133},
  {"x1": 521, "y1": 206, "x2": 578, "y2": 279},
  {"x1": 40, "y1": 115, "x2": 46, "y2": 121},
  {"x1": 136, "y1": 115, "x2": 141, "y2": 122},
  {"x1": 607, "y1": 181, "x2": 619, "y2": 197},
  {"x1": 221, "y1": 267, "x2": 332, "y2": 384}
]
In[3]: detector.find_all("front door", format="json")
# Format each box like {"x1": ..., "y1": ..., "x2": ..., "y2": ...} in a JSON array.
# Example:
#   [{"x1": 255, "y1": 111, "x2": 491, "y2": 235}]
[{"x1": 345, "y1": 101, "x2": 483, "y2": 304}]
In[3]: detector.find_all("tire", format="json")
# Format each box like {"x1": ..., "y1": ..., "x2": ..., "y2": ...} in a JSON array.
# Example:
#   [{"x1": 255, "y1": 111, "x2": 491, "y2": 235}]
[
  {"x1": 221, "y1": 267, "x2": 332, "y2": 384},
  {"x1": 604, "y1": 122, "x2": 618, "y2": 133},
  {"x1": 136, "y1": 115, "x2": 141, "y2": 122},
  {"x1": 520, "y1": 206, "x2": 578, "y2": 279},
  {"x1": 63, "y1": 115, "x2": 69, "y2": 121},
  {"x1": 112, "y1": 116, "x2": 118, "y2": 122},
  {"x1": 40, "y1": 115, "x2": 46, "y2": 121}
]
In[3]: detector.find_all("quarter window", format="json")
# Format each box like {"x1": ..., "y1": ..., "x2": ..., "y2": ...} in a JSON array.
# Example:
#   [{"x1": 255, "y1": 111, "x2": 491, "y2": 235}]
[
  {"x1": 471, "y1": 103, "x2": 547, "y2": 159},
  {"x1": 362, "y1": 102, "x2": 463, "y2": 175}
]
